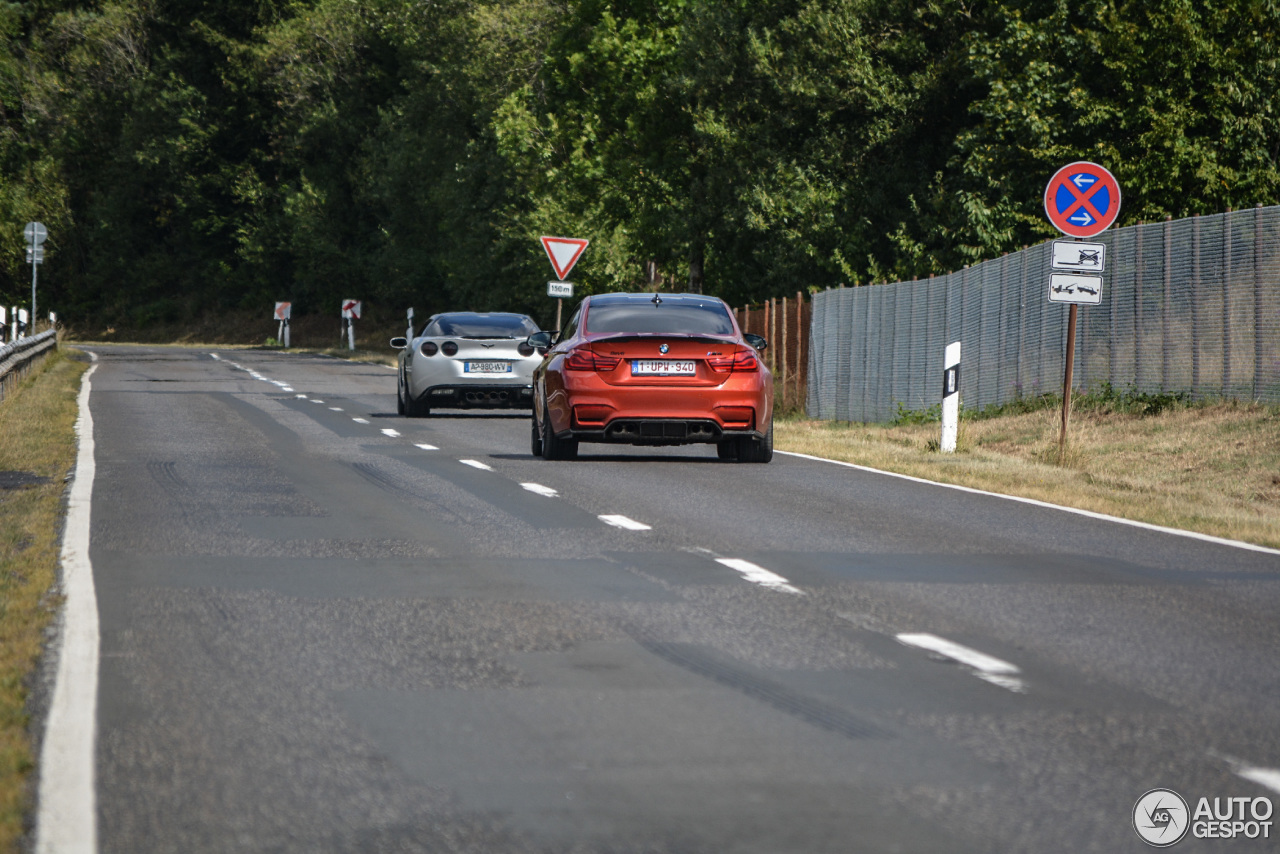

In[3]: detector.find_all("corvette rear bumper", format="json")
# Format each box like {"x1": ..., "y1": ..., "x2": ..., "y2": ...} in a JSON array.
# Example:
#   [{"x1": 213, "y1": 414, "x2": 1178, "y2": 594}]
[{"x1": 418, "y1": 384, "x2": 534, "y2": 409}]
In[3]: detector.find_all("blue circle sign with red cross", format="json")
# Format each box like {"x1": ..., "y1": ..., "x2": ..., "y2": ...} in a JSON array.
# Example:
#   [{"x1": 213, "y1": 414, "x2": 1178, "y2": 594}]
[{"x1": 1043, "y1": 161, "x2": 1122, "y2": 238}]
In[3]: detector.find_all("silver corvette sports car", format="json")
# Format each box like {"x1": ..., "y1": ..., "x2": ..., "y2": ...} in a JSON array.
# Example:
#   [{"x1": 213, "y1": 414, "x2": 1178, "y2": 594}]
[{"x1": 391, "y1": 312, "x2": 542, "y2": 416}]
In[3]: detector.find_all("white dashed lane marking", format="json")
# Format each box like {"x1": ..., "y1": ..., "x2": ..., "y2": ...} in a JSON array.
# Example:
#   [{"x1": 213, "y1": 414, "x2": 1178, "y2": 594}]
[
  {"x1": 381, "y1": 429, "x2": 401, "y2": 438},
  {"x1": 329, "y1": 407, "x2": 343, "y2": 412},
  {"x1": 896, "y1": 633, "x2": 1027, "y2": 693},
  {"x1": 459, "y1": 460, "x2": 494, "y2": 471},
  {"x1": 715, "y1": 558, "x2": 803, "y2": 595},
  {"x1": 352, "y1": 417, "x2": 370, "y2": 424},
  {"x1": 414, "y1": 443, "x2": 438, "y2": 451},
  {"x1": 521, "y1": 483, "x2": 558, "y2": 497},
  {"x1": 598, "y1": 515, "x2": 652, "y2": 531},
  {"x1": 1237, "y1": 766, "x2": 1280, "y2": 796}
]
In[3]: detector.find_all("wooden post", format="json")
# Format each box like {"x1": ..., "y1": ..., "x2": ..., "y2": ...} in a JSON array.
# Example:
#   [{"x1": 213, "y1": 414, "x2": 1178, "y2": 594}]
[
  {"x1": 1059, "y1": 304, "x2": 1078, "y2": 458},
  {"x1": 788, "y1": 294, "x2": 798, "y2": 409},
  {"x1": 780, "y1": 295, "x2": 788, "y2": 409}
]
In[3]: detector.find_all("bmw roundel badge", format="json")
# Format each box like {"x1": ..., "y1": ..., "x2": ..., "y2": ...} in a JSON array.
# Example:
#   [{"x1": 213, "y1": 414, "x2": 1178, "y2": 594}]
[{"x1": 659, "y1": 343, "x2": 669, "y2": 354}]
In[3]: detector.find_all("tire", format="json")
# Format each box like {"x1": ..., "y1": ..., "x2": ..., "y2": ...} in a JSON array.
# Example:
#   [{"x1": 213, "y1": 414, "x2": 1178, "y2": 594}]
[
  {"x1": 396, "y1": 372, "x2": 406, "y2": 415},
  {"x1": 530, "y1": 414, "x2": 543, "y2": 457},
  {"x1": 737, "y1": 414, "x2": 773, "y2": 463},
  {"x1": 716, "y1": 439, "x2": 739, "y2": 461},
  {"x1": 540, "y1": 402, "x2": 578, "y2": 460},
  {"x1": 403, "y1": 388, "x2": 430, "y2": 418}
]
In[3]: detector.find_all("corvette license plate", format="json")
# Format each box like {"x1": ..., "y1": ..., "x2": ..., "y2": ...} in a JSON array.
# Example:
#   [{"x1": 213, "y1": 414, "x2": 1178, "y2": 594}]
[
  {"x1": 631, "y1": 360, "x2": 696, "y2": 376},
  {"x1": 465, "y1": 361, "x2": 511, "y2": 374}
]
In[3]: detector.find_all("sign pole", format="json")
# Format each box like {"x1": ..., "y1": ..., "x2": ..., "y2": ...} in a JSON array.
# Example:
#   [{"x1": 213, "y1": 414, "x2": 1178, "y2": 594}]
[
  {"x1": 30, "y1": 252, "x2": 37, "y2": 331},
  {"x1": 556, "y1": 298, "x2": 563, "y2": 331},
  {"x1": 1059, "y1": 304, "x2": 1078, "y2": 457}
]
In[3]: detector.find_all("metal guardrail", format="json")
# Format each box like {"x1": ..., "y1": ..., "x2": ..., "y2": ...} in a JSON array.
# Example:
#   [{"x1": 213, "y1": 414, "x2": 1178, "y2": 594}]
[
  {"x1": 0, "y1": 329, "x2": 59, "y2": 403},
  {"x1": 808, "y1": 205, "x2": 1280, "y2": 422}
]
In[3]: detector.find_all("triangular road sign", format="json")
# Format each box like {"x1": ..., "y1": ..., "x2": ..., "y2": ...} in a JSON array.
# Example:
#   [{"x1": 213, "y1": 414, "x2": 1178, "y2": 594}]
[{"x1": 540, "y1": 236, "x2": 589, "y2": 281}]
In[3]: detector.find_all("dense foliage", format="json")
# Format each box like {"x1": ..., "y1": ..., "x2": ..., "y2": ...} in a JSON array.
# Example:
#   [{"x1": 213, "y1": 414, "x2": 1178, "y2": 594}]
[{"x1": 1, "y1": 0, "x2": 1277, "y2": 330}]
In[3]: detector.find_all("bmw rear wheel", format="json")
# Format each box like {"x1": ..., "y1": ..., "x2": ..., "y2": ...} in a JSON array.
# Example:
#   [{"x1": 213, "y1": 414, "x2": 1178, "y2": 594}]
[
  {"x1": 530, "y1": 414, "x2": 543, "y2": 457},
  {"x1": 540, "y1": 402, "x2": 578, "y2": 461},
  {"x1": 737, "y1": 414, "x2": 773, "y2": 463}
]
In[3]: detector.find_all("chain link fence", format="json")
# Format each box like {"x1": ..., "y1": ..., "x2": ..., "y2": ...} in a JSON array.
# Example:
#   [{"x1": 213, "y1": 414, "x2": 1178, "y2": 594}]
[{"x1": 807, "y1": 205, "x2": 1280, "y2": 422}]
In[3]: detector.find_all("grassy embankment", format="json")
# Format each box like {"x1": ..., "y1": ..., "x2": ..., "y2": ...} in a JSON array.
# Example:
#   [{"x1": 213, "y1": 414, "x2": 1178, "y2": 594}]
[
  {"x1": 0, "y1": 347, "x2": 86, "y2": 853},
  {"x1": 776, "y1": 388, "x2": 1280, "y2": 550}
]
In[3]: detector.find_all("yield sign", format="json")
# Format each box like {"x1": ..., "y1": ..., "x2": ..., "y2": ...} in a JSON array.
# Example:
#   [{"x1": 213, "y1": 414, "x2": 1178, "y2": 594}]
[
  {"x1": 1043, "y1": 161, "x2": 1121, "y2": 238},
  {"x1": 540, "y1": 236, "x2": 589, "y2": 281}
]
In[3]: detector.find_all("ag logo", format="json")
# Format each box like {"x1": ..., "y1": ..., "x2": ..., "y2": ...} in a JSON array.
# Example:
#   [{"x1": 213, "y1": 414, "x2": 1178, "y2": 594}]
[{"x1": 1134, "y1": 789, "x2": 1190, "y2": 846}]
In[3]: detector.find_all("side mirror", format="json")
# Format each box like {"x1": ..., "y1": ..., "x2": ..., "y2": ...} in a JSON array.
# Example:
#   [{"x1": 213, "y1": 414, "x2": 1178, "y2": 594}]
[
  {"x1": 744, "y1": 333, "x2": 767, "y2": 352},
  {"x1": 526, "y1": 331, "x2": 554, "y2": 354},
  {"x1": 390, "y1": 337, "x2": 408, "y2": 349}
]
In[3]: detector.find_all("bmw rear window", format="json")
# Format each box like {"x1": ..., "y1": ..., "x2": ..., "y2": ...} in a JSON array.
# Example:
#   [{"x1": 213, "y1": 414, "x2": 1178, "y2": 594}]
[
  {"x1": 425, "y1": 314, "x2": 540, "y2": 338},
  {"x1": 584, "y1": 297, "x2": 735, "y2": 335}
]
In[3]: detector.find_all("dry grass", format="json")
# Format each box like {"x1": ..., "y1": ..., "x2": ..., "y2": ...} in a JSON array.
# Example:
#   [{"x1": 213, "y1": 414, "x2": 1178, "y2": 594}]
[
  {"x1": 776, "y1": 401, "x2": 1280, "y2": 549},
  {"x1": 0, "y1": 349, "x2": 86, "y2": 853}
]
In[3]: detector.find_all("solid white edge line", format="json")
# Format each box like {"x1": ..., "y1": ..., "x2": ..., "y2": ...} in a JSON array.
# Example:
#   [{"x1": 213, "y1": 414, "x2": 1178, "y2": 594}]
[
  {"x1": 715, "y1": 558, "x2": 804, "y2": 594},
  {"x1": 1237, "y1": 767, "x2": 1280, "y2": 796},
  {"x1": 520, "y1": 482, "x2": 559, "y2": 497},
  {"x1": 896, "y1": 632, "x2": 1019, "y2": 674},
  {"x1": 459, "y1": 459, "x2": 493, "y2": 471},
  {"x1": 598, "y1": 514, "x2": 652, "y2": 531},
  {"x1": 775, "y1": 450, "x2": 1280, "y2": 556},
  {"x1": 37, "y1": 356, "x2": 99, "y2": 854}
]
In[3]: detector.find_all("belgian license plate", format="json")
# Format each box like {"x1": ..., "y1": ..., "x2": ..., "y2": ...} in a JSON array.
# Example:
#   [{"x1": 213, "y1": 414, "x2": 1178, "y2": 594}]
[
  {"x1": 631, "y1": 360, "x2": 696, "y2": 376},
  {"x1": 465, "y1": 361, "x2": 511, "y2": 374}
]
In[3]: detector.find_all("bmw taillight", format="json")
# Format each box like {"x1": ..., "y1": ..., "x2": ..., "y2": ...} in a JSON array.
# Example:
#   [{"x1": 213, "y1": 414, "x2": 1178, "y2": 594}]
[
  {"x1": 441, "y1": 341, "x2": 458, "y2": 356},
  {"x1": 420, "y1": 341, "x2": 438, "y2": 356},
  {"x1": 565, "y1": 348, "x2": 621, "y2": 372},
  {"x1": 708, "y1": 349, "x2": 759, "y2": 373}
]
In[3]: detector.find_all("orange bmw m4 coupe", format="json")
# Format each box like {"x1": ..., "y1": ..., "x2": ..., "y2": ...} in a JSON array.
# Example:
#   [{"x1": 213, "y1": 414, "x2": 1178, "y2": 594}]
[{"x1": 527, "y1": 292, "x2": 773, "y2": 462}]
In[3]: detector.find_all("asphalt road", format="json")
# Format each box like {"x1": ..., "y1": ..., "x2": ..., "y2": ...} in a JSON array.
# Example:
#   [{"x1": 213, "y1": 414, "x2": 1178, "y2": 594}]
[{"x1": 68, "y1": 344, "x2": 1280, "y2": 853}]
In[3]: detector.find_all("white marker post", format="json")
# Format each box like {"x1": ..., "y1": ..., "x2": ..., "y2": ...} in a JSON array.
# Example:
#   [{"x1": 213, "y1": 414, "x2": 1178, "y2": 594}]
[
  {"x1": 940, "y1": 341, "x2": 961, "y2": 453},
  {"x1": 0, "y1": 307, "x2": 6, "y2": 343},
  {"x1": 274, "y1": 302, "x2": 291, "y2": 348},
  {"x1": 406, "y1": 307, "x2": 415, "y2": 339},
  {"x1": 17, "y1": 308, "x2": 28, "y2": 340},
  {"x1": 341, "y1": 299, "x2": 361, "y2": 351}
]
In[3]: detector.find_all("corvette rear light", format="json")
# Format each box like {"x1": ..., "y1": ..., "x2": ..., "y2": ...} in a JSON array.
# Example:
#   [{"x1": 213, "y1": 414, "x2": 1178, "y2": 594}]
[
  {"x1": 708, "y1": 349, "x2": 759, "y2": 373},
  {"x1": 420, "y1": 341, "x2": 438, "y2": 356},
  {"x1": 565, "y1": 348, "x2": 621, "y2": 372},
  {"x1": 517, "y1": 342, "x2": 535, "y2": 357},
  {"x1": 441, "y1": 341, "x2": 458, "y2": 356}
]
